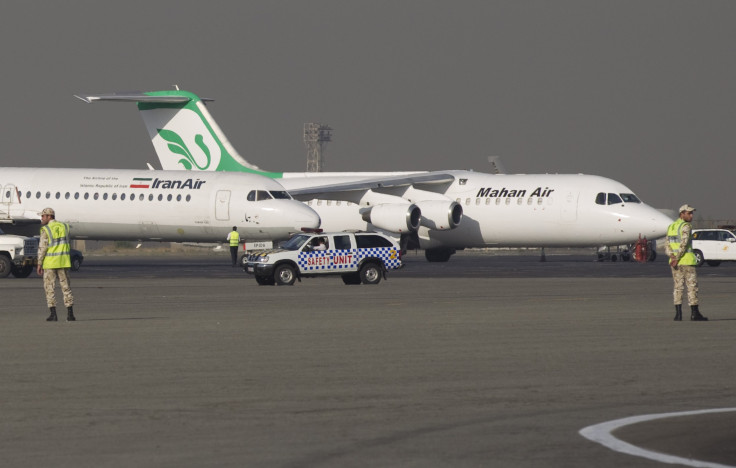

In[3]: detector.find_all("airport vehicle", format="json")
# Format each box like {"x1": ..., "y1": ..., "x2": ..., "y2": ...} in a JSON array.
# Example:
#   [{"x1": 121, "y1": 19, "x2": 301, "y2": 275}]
[
  {"x1": 0, "y1": 234, "x2": 38, "y2": 278},
  {"x1": 691, "y1": 229, "x2": 736, "y2": 266},
  {"x1": 244, "y1": 231, "x2": 401, "y2": 285},
  {"x1": 77, "y1": 90, "x2": 672, "y2": 262},
  {"x1": 0, "y1": 233, "x2": 84, "y2": 277},
  {"x1": 0, "y1": 168, "x2": 320, "y2": 243}
]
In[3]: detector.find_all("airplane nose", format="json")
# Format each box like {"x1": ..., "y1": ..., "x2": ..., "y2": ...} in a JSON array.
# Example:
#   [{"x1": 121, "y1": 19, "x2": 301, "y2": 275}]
[
  {"x1": 641, "y1": 206, "x2": 674, "y2": 238},
  {"x1": 292, "y1": 201, "x2": 321, "y2": 230}
]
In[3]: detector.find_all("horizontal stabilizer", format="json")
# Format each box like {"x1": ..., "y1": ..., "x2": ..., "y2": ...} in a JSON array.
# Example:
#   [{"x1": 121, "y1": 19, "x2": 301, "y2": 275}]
[{"x1": 74, "y1": 92, "x2": 213, "y2": 104}]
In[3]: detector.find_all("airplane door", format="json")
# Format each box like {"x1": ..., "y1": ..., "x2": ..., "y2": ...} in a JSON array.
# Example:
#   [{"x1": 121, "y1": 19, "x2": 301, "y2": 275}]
[
  {"x1": 215, "y1": 190, "x2": 231, "y2": 221},
  {"x1": 1, "y1": 184, "x2": 16, "y2": 203},
  {"x1": 560, "y1": 191, "x2": 579, "y2": 222}
]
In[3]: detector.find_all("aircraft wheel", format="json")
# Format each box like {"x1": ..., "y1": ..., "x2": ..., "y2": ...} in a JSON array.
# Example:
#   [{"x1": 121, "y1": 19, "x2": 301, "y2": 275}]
[
  {"x1": 342, "y1": 273, "x2": 361, "y2": 285},
  {"x1": 255, "y1": 275, "x2": 275, "y2": 286},
  {"x1": 11, "y1": 264, "x2": 33, "y2": 278}
]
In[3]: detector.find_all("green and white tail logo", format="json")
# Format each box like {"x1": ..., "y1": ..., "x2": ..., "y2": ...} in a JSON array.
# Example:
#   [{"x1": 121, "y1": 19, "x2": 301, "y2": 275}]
[{"x1": 142, "y1": 107, "x2": 222, "y2": 171}]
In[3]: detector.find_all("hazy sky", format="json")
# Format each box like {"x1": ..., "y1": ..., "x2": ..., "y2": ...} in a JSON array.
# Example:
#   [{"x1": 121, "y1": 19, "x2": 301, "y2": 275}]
[{"x1": 1, "y1": 1, "x2": 734, "y2": 219}]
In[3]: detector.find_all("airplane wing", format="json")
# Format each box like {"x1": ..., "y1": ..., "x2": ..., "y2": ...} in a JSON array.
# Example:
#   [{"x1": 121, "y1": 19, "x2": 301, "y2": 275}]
[{"x1": 284, "y1": 172, "x2": 457, "y2": 201}]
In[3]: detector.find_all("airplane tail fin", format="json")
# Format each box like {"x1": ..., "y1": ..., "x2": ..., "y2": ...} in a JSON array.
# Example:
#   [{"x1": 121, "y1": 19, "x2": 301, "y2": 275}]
[{"x1": 75, "y1": 90, "x2": 282, "y2": 177}]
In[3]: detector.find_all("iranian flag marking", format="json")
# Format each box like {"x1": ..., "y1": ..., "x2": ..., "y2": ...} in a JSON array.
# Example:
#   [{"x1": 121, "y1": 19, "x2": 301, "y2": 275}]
[{"x1": 131, "y1": 178, "x2": 152, "y2": 189}]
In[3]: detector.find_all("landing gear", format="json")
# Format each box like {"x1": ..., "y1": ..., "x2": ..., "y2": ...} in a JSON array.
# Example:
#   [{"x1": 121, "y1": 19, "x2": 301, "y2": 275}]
[{"x1": 425, "y1": 247, "x2": 455, "y2": 263}]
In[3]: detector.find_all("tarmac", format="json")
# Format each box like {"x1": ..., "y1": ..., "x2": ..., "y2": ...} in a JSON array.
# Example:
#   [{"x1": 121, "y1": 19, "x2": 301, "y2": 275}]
[{"x1": 1, "y1": 250, "x2": 735, "y2": 467}]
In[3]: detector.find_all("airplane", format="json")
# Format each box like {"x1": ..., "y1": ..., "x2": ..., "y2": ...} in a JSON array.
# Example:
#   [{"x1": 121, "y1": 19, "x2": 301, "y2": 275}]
[
  {"x1": 0, "y1": 167, "x2": 320, "y2": 242},
  {"x1": 76, "y1": 89, "x2": 673, "y2": 262}
]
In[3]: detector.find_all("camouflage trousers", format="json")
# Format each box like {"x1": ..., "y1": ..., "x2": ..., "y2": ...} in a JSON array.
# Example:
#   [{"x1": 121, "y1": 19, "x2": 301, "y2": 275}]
[
  {"x1": 670, "y1": 265, "x2": 698, "y2": 306},
  {"x1": 43, "y1": 268, "x2": 74, "y2": 308}
]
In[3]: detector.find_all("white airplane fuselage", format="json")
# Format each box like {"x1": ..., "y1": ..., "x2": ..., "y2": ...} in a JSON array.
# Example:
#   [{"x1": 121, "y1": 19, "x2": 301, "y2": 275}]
[
  {"x1": 280, "y1": 171, "x2": 672, "y2": 249},
  {"x1": 0, "y1": 168, "x2": 320, "y2": 242}
]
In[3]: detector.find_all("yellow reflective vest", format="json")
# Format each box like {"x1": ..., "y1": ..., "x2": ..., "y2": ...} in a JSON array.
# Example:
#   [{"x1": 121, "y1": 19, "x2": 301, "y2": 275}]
[
  {"x1": 667, "y1": 218, "x2": 696, "y2": 266},
  {"x1": 228, "y1": 230, "x2": 240, "y2": 247},
  {"x1": 41, "y1": 220, "x2": 72, "y2": 269}
]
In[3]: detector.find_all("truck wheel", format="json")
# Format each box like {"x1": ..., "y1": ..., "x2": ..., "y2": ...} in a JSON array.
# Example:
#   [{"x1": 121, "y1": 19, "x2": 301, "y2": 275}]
[
  {"x1": 341, "y1": 273, "x2": 361, "y2": 285},
  {"x1": 239, "y1": 254, "x2": 249, "y2": 268},
  {"x1": 274, "y1": 264, "x2": 297, "y2": 286},
  {"x1": 255, "y1": 275, "x2": 275, "y2": 286},
  {"x1": 693, "y1": 250, "x2": 705, "y2": 267},
  {"x1": 0, "y1": 255, "x2": 11, "y2": 278},
  {"x1": 11, "y1": 264, "x2": 33, "y2": 278},
  {"x1": 359, "y1": 262, "x2": 382, "y2": 285},
  {"x1": 71, "y1": 256, "x2": 82, "y2": 272}
]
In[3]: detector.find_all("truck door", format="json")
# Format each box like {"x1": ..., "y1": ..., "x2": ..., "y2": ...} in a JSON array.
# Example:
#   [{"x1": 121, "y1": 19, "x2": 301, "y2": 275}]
[
  {"x1": 215, "y1": 190, "x2": 230, "y2": 221},
  {"x1": 331, "y1": 234, "x2": 357, "y2": 269}
]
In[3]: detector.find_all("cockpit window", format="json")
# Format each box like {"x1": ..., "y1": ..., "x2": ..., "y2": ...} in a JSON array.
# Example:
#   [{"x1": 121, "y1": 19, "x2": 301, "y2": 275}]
[
  {"x1": 607, "y1": 193, "x2": 622, "y2": 205},
  {"x1": 595, "y1": 193, "x2": 606, "y2": 205},
  {"x1": 619, "y1": 193, "x2": 640, "y2": 203},
  {"x1": 247, "y1": 190, "x2": 274, "y2": 201},
  {"x1": 270, "y1": 190, "x2": 292, "y2": 200}
]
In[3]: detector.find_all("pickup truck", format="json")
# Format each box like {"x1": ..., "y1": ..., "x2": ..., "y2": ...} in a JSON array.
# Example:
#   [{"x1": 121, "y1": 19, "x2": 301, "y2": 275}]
[{"x1": 244, "y1": 231, "x2": 402, "y2": 285}]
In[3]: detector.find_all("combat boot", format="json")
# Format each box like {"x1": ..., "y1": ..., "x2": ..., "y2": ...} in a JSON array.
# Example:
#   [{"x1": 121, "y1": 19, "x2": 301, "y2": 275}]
[
  {"x1": 66, "y1": 306, "x2": 76, "y2": 322},
  {"x1": 673, "y1": 304, "x2": 682, "y2": 321},
  {"x1": 46, "y1": 307, "x2": 57, "y2": 322},
  {"x1": 690, "y1": 305, "x2": 708, "y2": 321}
]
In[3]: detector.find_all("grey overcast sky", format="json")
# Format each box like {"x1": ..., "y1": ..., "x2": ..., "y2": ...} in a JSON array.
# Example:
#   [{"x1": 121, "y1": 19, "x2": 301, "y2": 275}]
[{"x1": 1, "y1": 1, "x2": 734, "y2": 219}]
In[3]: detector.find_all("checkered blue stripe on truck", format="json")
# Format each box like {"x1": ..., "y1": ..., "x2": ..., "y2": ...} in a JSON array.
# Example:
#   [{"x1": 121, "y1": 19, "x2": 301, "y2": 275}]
[{"x1": 298, "y1": 248, "x2": 401, "y2": 271}]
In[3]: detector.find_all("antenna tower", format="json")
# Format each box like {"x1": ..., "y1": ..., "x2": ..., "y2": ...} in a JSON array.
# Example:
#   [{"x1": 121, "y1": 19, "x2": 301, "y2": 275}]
[{"x1": 304, "y1": 123, "x2": 332, "y2": 172}]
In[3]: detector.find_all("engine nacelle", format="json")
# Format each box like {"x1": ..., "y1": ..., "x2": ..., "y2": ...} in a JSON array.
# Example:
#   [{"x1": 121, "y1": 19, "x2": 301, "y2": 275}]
[
  {"x1": 360, "y1": 203, "x2": 421, "y2": 233},
  {"x1": 415, "y1": 200, "x2": 463, "y2": 230}
]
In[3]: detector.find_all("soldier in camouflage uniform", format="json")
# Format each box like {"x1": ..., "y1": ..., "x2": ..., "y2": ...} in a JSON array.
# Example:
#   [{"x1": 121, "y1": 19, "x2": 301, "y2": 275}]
[
  {"x1": 36, "y1": 207, "x2": 75, "y2": 322},
  {"x1": 665, "y1": 204, "x2": 707, "y2": 321}
]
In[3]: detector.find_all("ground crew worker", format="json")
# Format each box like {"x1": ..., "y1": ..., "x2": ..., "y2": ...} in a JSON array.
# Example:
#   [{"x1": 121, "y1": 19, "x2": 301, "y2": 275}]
[
  {"x1": 227, "y1": 226, "x2": 240, "y2": 266},
  {"x1": 665, "y1": 204, "x2": 707, "y2": 321},
  {"x1": 36, "y1": 207, "x2": 75, "y2": 322}
]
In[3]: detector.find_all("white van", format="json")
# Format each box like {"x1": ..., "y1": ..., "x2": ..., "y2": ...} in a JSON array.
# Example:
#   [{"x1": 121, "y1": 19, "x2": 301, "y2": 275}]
[{"x1": 691, "y1": 229, "x2": 736, "y2": 266}]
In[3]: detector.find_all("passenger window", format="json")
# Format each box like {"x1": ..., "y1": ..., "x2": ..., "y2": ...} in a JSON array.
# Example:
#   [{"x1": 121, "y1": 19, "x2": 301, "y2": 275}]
[
  {"x1": 607, "y1": 193, "x2": 622, "y2": 205},
  {"x1": 595, "y1": 193, "x2": 606, "y2": 205},
  {"x1": 334, "y1": 235, "x2": 352, "y2": 250},
  {"x1": 121, "y1": 193, "x2": 126, "y2": 200},
  {"x1": 475, "y1": 198, "x2": 480, "y2": 205}
]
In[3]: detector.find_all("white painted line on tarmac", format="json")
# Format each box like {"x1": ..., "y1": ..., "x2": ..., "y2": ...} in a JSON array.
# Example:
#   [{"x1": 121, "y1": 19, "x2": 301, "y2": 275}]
[{"x1": 580, "y1": 408, "x2": 736, "y2": 468}]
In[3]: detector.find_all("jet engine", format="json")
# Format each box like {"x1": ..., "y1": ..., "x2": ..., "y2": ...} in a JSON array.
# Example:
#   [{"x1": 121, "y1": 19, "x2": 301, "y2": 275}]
[
  {"x1": 360, "y1": 203, "x2": 421, "y2": 233},
  {"x1": 415, "y1": 200, "x2": 463, "y2": 230}
]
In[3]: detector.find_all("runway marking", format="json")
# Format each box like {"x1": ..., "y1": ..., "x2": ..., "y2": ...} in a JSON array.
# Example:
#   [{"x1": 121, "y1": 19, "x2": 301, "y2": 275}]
[{"x1": 580, "y1": 408, "x2": 736, "y2": 468}]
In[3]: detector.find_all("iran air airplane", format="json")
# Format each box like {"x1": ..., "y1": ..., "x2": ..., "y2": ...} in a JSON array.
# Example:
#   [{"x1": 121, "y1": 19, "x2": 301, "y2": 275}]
[
  {"x1": 76, "y1": 89, "x2": 672, "y2": 262},
  {"x1": 0, "y1": 168, "x2": 320, "y2": 241}
]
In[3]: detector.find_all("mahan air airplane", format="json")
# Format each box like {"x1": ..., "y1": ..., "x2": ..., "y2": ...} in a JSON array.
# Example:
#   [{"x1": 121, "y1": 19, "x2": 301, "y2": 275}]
[{"x1": 76, "y1": 89, "x2": 673, "y2": 262}]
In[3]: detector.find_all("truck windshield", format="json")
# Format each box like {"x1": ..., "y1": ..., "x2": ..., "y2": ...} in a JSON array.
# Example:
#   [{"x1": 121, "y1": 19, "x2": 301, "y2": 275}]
[{"x1": 281, "y1": 234, "x2": 311, "y2": 251}]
